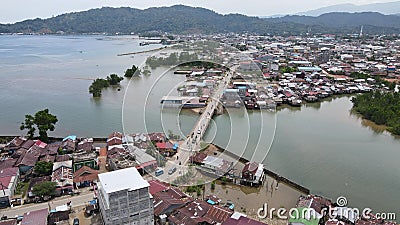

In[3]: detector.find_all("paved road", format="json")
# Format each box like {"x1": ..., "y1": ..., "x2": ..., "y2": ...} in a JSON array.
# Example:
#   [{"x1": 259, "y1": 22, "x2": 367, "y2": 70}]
[
  {"x1": 159, "y1": 67, "x2": 236, "y2": 183},
  {"x1": 0, "y1": 192, "x2": 95, "y2": 218}
]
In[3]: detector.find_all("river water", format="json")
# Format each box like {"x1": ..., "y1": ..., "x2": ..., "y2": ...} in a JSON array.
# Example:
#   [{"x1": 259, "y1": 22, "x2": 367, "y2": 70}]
[{"x1": 0, "y1": 35, "x2": 399, "y2": 217}]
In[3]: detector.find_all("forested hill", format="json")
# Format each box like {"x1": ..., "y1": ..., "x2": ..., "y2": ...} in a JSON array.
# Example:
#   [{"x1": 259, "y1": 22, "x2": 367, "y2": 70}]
[{"x1": 1, "y1": 5, "x2": 400, "y2": 34}]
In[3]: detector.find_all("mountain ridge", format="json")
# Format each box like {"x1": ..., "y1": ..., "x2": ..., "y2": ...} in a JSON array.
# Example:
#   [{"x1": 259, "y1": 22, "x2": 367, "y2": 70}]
[
  {"x1": 1, "y1": 5, "x2": 400, "y2": 35},
  {"x1": 297, "y1": 1, "x2": 400, "y2": 16}
]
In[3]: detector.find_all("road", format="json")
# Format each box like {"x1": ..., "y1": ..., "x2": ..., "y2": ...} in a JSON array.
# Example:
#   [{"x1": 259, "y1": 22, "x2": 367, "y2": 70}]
[
  {"x1": 159, "y1": 66, "x2": 236, "y2": 184},
  {"x1": 0, "y1": 192, "x2": 95, "y2": 218}
]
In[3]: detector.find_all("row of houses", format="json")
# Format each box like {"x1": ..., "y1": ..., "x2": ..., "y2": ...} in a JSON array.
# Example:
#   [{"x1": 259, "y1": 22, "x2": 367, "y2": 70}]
[
  {"x1": 0, "y1": 136, "x2": 100, "y2": 206},
  {"x1": 0, "y1": 203, "x2": 73, "y2": 225}
]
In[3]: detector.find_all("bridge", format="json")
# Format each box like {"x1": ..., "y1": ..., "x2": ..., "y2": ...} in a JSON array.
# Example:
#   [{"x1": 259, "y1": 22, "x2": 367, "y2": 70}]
[{"x1": 159, "y1": 66, "x2": 236, "y2": 183}]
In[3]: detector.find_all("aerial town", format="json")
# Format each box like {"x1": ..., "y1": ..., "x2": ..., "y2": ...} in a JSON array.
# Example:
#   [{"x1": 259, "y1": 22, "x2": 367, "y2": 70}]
[{"x1": 0, "y1": 31, "x2": 399, "y2": 225}]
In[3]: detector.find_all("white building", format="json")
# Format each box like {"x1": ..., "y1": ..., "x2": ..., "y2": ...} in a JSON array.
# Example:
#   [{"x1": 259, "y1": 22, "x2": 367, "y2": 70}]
[{"x1": 97, "y1": 167, "x2": 154, "y2": 225}]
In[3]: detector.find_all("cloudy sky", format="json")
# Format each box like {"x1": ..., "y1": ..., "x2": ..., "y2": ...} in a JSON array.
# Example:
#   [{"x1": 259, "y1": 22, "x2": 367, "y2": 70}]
[{"x1": 0, "y1": 0, "x2": 396, "y2": 23}]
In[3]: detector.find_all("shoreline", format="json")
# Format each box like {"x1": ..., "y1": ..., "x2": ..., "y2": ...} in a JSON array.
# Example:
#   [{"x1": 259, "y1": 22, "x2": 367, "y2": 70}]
[{"x1": 117, "y1": 46, "x2": 167, "y2": 56}]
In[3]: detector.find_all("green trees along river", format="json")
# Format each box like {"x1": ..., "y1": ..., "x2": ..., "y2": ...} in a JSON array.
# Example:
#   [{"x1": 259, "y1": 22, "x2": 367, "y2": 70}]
[{"x1": 352, "y1": 91, "x2": 400, "y2": 135}]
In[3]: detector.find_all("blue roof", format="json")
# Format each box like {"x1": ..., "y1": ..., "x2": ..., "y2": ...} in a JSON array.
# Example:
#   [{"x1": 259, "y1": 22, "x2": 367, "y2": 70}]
[
  {"x1": 207, "y1": 199, "x2": 216, "y2": 205},
  {"x1": 89, "y1": 199, "x2": 97, "y2": 205},
  {"x1": 63, "y1": 135, "x2": 77, "y2": 141}
]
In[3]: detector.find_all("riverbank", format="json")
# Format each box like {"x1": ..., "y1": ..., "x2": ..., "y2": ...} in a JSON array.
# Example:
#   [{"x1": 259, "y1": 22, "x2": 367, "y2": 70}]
[
  {"x1": 199, "y1": 144, "x2": 307, "y2": 223},
  {"x1": 211, "y1": 144, "x2": 310, "y2": 195}
]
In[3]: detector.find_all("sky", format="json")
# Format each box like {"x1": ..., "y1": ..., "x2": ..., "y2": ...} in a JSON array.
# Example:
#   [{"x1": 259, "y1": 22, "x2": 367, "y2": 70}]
[{"x1": 0, "y1": 0, "x2": 397, "y2": 23}]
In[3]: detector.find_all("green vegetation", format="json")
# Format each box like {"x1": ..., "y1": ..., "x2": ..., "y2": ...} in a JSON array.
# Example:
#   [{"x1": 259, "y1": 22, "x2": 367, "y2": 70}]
[
  {"x1": 20, "y1": 109, "x2": 58, "y2": 141},
  {"x1": 34, "y1": 161, "x2": 53, "y2": 176},
  {"x1": 220, "y1": 176, "x2": 228, "y2": 185},
  {"x1": 186, "y1": 180, "x2": 205, "y2": 197},
  {"x1": 146, "y1": 145, "x2": 167, "y2": 167},
  {"x1": 124, "y1": 65, "x2": 139, "y2": 78},
  {"x1": 280, "y1": 66, "x2": 297, "y2": 73},
  {"x1": 32, "y1": 181, "x2": 57, "y2": 197},
  {"x1": 146, "y1": 52, "x2": 198, "y2": 68},
  {"x1": 2, "y1": 6, "x2": 400, "y2": 35},
  {"x1": 210, "y1": 181, "x2": 216, "y2": 190},
  {"x1": 352, "y1": 91, "x2": 400, "y2": 135},
  {"x1": 167, "y1": 130, "x2": 181, "y2": 140},
  {"x1": 89, "y1": 74, "x2": 124, "y2": 97},
  {"x1": 0, "y1": 137, "x2": 12, "y2": 144},
  {"x1": 89, "y1": 78, "x2": 109, "y2": 97},
  {"x1": 107, "y1": 73, "x2": 124, "y2": 85},
  {"x1": 15, "y1": 182, "x2": 29, "y2": 197}
]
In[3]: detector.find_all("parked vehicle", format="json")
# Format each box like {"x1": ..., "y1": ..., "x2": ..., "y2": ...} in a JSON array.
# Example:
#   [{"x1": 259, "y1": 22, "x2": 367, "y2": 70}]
[
  {"x1": 155, "y1": 168, "x2": 164, "y2": 176},
  {"x1": 73, "y1": 218, "x2": 80, "y2": 225},
  {"x1": 168, "y1": 167, "x2": 177, "y2": 175}
]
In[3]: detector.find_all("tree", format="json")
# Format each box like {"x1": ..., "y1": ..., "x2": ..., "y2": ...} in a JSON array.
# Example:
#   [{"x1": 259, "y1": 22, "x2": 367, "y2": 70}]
[
  {"x1": 20, "y1": 109, "x2": 58, "y2": 141},
  {"x1": 32, "y1": 181, "x2": 56, "y2": 197},
  {"x1": 106, "y1": 74, "x2": 124, "y2": 85},
  {"x1": 89, "y1": 78, "x2": 109, "y2": 97},
  {"x1": 34, "y1": 161, "x2": 53, "y2": 176},
  {"x1": 124, "y1": 65, "x2": 138, "y2": 78}
]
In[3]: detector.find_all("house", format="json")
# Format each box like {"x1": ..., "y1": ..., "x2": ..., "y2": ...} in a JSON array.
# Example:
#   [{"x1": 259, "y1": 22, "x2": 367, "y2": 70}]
[
  {"x1": 97, "y1": 167, "x2": 154, "y2": 225},
  {"x1": 21, "y1": 208, "x2": 48, "y2": 225},
  {"x1": 107, "y1": 132, "x2": 123, "y2": 146},
  {"x1": 3, "y1": 137, "x2": 26, "y2": 152},
  {"x1": 106, "y1": 145, "x2": 137, "y2": 170},
  {"x1": 152, "y1": 186, "x2": 192, "y2": 222},
  {"x1": 20, "y1": 140, "x2": 35, "y2": 150},
  {"x1": 40, "y1": 143, "x2": 59, "y2": 159},
  {"x1": 60, "y1": 139, "x2": 76, "y2": 152},
  {"x1": 72, "y1": 151, "x2": 98, "y2": 171},
  {"x1": 189, "y1": 152, "x2": 208, "y2": 164},
  {"x1": 0, "y1": 159, "x2": 17, "y2": 170},
  {"x1": 125, "y1": 145, "x2": 157, "y2": 173},
  {"x1": 73, "y1": 166, "x2": 98, "y2": 188},
  {"x1": 296, "y1": 195, "x2": 332, "y2": 215},
  {"x1": 48, "y1": 210, "x2": 69, "y2": 225},
  {"x1": 148, "y1": 132, "x2": 166, "y2": 143},
  {"x1": 168, "y1": 199, "x2": 233, "y2": 225},
  {"x1": 15, "y1": 150, "x2": 40, "y2": 174},
  {"x1": 0, "y1": 220, "x2": 17, "y2": 225},
  {"x1": 222, "y1": 212, "x2": 267, "y2": 225},
  {"x1": 77, "y1": 138, "x2": 93, "y2": 151},
  {"x1": 107, "y1": 145, "x2": 157, "y2": 173},
  {"x1": 27, "y1": 176, "x2": 51, "y2": 199},
  {"x1": 241, "y1": 162, "x2": 265, "y2": 186},
  {"x1": 51, "y1": 161, "x2": 73, "y2": 195},
  {"x1": 149, "y1": 180, "x2": 170, "y2": 195},
  {"x1": 0, "y1": 167, "x2": 20, "y2": 208},
  {"x1": 55, "y1": 155, "x2": 72, "y2": 163},
  {"x1": 155, "y1": 142, "x2": 175, "y2": 156},
  {"x1": 201, "y1": 156, "x2": 234, "y2": 176}
]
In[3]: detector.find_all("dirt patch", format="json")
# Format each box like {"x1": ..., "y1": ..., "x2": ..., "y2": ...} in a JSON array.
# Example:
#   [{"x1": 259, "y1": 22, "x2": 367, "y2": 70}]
[{"x1": 69, "y1": 206, "x2": 102, "y2": 225}]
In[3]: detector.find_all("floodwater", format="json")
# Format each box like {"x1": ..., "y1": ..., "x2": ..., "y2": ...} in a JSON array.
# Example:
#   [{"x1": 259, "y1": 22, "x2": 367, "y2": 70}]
[{"x1": 0, "y1": 35, "x2": 399, "y2": 218}]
